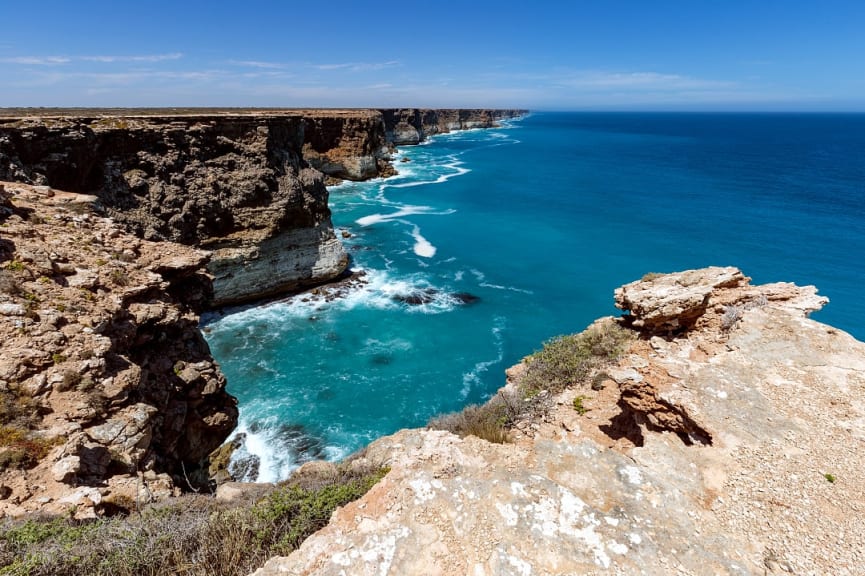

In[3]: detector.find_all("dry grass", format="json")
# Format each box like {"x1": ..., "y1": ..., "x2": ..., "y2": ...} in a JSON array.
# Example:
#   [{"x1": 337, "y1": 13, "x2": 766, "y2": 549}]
[{"x1": 0, "y1": 461, "x2": 388, "y2": 575}]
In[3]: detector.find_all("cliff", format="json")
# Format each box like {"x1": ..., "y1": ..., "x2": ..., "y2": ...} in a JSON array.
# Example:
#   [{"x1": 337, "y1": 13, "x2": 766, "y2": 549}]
[
  {"x1": 254, "y1": 267, "x2": 865, "y2": 575},
  {"x1": 301, "y1": 108, "x2": 526, "y2": 181},
  {"x1": 0, "y1": 182, "x2": 237, "y2": 518},
  {"x1": 0, "y1": 111, "x2": 351, "y2": 306},
  {"x1": 0, "y1": 108, "x2": 526, "y2": 305},
  {"x1": 379, "y1": 108, "x2": 526, "y2": 145}
]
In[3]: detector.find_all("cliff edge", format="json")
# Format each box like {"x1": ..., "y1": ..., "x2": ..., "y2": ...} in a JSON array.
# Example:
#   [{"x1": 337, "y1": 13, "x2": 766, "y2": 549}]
[{"x1": 254, "y1": 267, "x2": 864, "y2": 575}]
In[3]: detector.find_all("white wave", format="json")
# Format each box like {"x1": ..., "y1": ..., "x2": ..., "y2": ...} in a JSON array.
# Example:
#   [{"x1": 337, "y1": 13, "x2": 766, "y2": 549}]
[
  {"x1": 228, "y1": 421, "x2": 296, "y2": 483},
  {"x1": 355, "y1": 205, "x2": 446, "y2": 227},
  {"x1": 461, "y1": 319, "x2": 506, "y2": 398},
  {"x1": 454, "y1": 270, "x2": 464, "y2": 282},
  {"x1": 469, "y1": 268, "x2": 486, "y2": 282},
  {"x1": 410, "y1": 224, "x2": 437, "y2": 258},
  {"x1": 386, "y1": 159, "x2": 470, "y2": 189},
  {"x1": 479, "y1": 282, "x2": 534, "y2": 295}
]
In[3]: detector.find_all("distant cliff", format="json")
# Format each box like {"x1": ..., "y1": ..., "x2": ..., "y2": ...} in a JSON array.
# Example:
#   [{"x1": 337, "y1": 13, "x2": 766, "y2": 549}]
[
  {"x1": 301, "y1": 108, "x2": 526, "y2": 181},
  {"x1": 0, "y1": 108, "x2": 526, "y2": 305},
  {"x1": 380, "y1": 108, "x2": 525, "y2": 145}
]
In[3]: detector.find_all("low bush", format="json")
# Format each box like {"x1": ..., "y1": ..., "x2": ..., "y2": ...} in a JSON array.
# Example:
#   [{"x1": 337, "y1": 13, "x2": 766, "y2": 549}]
[
  {"x1": 521, "y1": 319, "x2": 633, "y2": 394},
  {"x1": 429, "y1": 400, "x2": 511, "y2": 444},
  {"x1": 430, "y1": 319, "x2": 634, "y2": 443},
  {"x1": 0, "y1": 463, "x2": 388, "y2": 575}
]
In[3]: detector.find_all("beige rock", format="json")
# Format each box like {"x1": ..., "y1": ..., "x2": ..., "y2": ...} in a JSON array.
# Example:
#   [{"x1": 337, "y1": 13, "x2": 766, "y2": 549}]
[{"x1": 254, "y1": 268, "x2": 863, "y2": 576}]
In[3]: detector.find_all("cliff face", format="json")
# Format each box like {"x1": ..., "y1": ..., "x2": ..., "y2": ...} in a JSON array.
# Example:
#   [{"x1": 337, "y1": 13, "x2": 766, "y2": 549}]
[
  {"x1": 254, "y1": 267, "x2": 865, "y2": 576},
  {"x1": 379, "y1": 108, "x2": 526, "y2": 145},
  {"x1": 0, "y1": 183, "x2": 237, "y2": 518},
  {"x1": 0, "y1": 113, "x2": 349, "y2": 306},
  {"x1": 299, "y1": 108, "x2": 527, "y2": 181},
  {"x1": 301, "y1": 111, "x2": 394, "y2": 181}
]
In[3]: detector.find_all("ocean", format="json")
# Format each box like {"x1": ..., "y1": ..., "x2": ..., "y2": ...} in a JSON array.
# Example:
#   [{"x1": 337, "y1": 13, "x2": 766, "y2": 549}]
[{"x1": 202, "y1": 112, "x2": 865, "y2": 482}]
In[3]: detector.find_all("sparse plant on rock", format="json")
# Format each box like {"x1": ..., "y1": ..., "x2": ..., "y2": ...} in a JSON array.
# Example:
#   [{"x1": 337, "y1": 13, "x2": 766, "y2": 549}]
[
  {"x1": 721, "y1": 305, "x2": 743, "y2": 331},
  {"x1": 572, "y1": 395, "x2": 590, "y2": 415},
  {"x1": 522, "y1": 319, "x2": 633, "y2": 394}
]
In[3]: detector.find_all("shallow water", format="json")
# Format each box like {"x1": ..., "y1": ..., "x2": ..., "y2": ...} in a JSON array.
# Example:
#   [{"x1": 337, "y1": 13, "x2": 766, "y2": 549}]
[{"x1": 203, "y1": 112, "x2": 865, "y2": 482}]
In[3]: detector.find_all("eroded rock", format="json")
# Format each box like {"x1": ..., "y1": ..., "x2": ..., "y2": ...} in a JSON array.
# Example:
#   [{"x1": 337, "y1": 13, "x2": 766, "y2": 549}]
[{"x1": 255, "y1": 268, "x2": 862, "y2": 576}]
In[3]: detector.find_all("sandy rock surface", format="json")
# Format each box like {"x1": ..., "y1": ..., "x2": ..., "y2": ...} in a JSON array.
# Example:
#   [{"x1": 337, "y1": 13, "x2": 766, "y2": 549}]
[{"x1": 254, "y1": 267, "x2": 864, "y2": 575}]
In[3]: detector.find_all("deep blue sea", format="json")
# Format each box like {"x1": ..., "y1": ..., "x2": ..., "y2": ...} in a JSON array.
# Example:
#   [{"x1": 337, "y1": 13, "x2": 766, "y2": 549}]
[{"x1": 203, "y1": 112, "x2": 865, "y2": 482}]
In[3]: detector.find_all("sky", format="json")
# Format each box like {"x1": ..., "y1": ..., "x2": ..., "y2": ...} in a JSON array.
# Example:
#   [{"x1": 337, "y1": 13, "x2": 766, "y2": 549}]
[{"x1": 1, "y1": 0, "x2": 864, "y2": 111}]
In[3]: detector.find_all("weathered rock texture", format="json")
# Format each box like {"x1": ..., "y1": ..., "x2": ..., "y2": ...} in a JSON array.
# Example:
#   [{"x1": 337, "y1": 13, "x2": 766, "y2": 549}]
[
  {"x1": 254, "y1": 267, "x2": 864, "y2": 575},
  {"x1": 0, "y1": 112, "x2": 351, "y2": 306},
  {"x1": 0, "y1": 183, "x2": 237, "y2": 518}
]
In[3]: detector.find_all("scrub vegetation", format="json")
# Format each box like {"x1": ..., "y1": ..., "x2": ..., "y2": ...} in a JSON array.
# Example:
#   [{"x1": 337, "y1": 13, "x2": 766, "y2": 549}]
[
  {"x1": 0, "y1": 461, "x2": 388, "y2": 576},
  {"x1": 430, "y1": 318, "x2": 634, "y2": 443}
]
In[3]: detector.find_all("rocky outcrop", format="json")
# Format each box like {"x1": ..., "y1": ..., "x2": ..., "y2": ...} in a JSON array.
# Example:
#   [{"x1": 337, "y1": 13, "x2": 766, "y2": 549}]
[
  {"x1": 0, "y1": 112, "x2": 349, "y2": 306},
  {"x1": 254, "y1": 267, "x2": 864, "y2": 575},
  {"x1": 0, "y1": 183, "x2": 237, "y2": 518}
]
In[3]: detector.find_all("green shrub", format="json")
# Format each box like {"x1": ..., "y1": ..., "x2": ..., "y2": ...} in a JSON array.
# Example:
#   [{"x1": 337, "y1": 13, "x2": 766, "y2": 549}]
[
  {"x1": 0, "y1": 426, "x2": 60, "y2": 470},
  {"x1": 521, "y1": 319, "x2": 633, "y2": 394},
  {"x1": 572, "y1": 395, "x2": 589, "y2": 415},
  {"x1": 430, "y1": 319, "x2": 634, "y2": 442}
]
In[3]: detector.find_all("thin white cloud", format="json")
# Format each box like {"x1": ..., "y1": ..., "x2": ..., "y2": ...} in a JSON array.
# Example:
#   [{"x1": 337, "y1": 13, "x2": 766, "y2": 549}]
[
  {"x1": 1, "y1": 53, "x2": 182, "y2": 65},
  {"x1": 0, "y1": 56, "x2": 71, "y2": 65},
  {"x1": 313, "y1": 60, "x2": 400, "y2": 72},
  {"x1": 229, "y1": 60, "x2": 287, "y2": 70},
  {"x1": 559, "y1": 71, "x2": 735, "y2": 91},
  {"x1": 81, "y1": 53, "x2": 183, "y2": 63}
]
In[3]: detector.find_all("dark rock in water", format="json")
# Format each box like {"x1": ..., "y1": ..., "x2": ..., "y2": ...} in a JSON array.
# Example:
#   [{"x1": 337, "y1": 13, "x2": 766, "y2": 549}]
[
  {"x1": 246, "y1": 422, "x2": 327, "y2": 462},
  {"x1": 394, "y1": 288, "x2": 438, "y2": 305},
  {"x1": 453, "y1": 292, "x2": 480, "y2": 305},
  {"x1": 275, "y1": 424, "x2": 327, "y2": 463},
  {"x1": 371, "y1": 353, "x2": 392, "y2": 365},
  {"x1": 229, "y1": 453, "x2": 261, "y2": 483},
  {"x1": 394, "y1": 290, "x2": 481, "y2": 306},
  {"x1": 317, "y1": 388, "x2": 336, "y2": 400}
]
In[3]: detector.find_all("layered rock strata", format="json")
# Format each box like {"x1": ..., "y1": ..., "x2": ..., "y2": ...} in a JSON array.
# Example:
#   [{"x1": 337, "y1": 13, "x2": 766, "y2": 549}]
[
  {"x1": 0, "y1": 183, "x2": 237, "y2": 517},
  {"x1": 254, "y1": 267, "x2": 864, "y2": 575}
]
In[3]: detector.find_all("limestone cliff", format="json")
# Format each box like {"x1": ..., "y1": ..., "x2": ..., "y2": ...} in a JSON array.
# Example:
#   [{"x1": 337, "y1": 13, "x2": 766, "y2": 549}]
[
  {"x1": 0, "y1": 183, "x2": 237, "y2": 517},
  {"x1": 254, "y1": 267, "x2": 864, "y2": 575},
  {"x1": 0, "y1": 112, "x2": 349, "y2": 306},
  {"x1": 300, "y1": 108, "x2": 526, "y2": 181},
  {"x1": 380, "y1": 108, "x2": 526, "y2": 145}
]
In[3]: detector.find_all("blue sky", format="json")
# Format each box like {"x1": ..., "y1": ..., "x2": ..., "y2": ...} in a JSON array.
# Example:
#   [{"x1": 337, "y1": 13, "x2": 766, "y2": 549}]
[{"x1": 1, "y1": 0, "x2": 863, "y2": 110}]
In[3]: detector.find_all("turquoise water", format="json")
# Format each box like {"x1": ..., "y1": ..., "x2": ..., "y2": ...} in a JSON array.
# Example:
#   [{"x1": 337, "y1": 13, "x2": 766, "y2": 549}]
[{"x1": 203, "y1": 112, "x2": 865, "y2": 481}]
